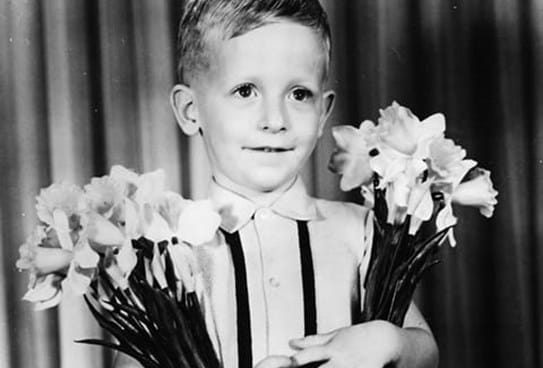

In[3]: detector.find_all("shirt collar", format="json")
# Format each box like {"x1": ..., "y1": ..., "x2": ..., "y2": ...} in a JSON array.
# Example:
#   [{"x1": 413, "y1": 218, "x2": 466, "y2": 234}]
[{"x1": 208, "y1": 177, "x2": 320, "y2": 233}]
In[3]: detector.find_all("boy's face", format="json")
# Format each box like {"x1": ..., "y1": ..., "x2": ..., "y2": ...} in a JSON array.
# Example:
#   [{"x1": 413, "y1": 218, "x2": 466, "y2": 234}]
[{"x1": 173, "y1": 22, "x2": 335, "y2": 196}]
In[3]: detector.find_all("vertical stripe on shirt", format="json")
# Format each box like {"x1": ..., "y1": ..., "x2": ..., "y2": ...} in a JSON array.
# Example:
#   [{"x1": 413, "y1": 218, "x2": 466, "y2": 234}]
[
  {"x1": 222, "y1": 230, "x2": 253, "y2": 368},
  {"x1": 297, "y1": 220, "x2": 317, "y2": 336}
]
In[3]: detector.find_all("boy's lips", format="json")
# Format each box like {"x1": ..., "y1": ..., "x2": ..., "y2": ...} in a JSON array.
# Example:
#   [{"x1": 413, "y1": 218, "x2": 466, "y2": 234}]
[{"x1": 244, "y1": 146, "x2": 294, "y2": 153}]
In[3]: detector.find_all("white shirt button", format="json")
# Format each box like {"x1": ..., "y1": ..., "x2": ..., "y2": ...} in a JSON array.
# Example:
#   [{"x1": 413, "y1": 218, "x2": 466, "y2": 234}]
[
  {"x1": 268, "y1": 277, "x2": 280, "y2": 288},
  {"x1": 256, "y1": 208, "x2": 273, "y2": 220}
]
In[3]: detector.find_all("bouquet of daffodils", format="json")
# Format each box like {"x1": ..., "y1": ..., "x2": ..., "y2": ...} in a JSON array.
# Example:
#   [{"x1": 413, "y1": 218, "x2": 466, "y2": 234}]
[
  {"x1": 329, "y1": 102, "x2": 498, "y2": 326},
  {"x1": 16, "y1": 166, "x2": 221, "y2": 368}
]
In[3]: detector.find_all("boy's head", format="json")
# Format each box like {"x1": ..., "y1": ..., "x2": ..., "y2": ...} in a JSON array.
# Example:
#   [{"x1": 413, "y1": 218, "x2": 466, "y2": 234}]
[
  {"x1": 176, "y1": 0, "x2": 331, "y2": 84},
  {"x1": 171, "y1": 0, "x2": 335, "y2": 198}
]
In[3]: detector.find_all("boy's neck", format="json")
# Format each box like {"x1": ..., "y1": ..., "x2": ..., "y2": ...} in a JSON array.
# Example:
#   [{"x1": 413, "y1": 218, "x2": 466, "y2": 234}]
[{"x1": 212, "y1": 176, "x2": 297, "y2": 208}]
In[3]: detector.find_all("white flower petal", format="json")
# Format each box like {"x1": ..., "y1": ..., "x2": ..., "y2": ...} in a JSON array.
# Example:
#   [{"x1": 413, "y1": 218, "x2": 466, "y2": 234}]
[
  {"x1": 117, "y1": 239, "x2": 138, "y2": 276},
  {"x1": 418, "y1": 113, "x2": 446, "y2": 142},
  {"x1": 436, "y1": 203, "x2": 457, "y2": 229},
  {"x1": 33, "y1": 292, "x2": 63, "y2": 311},
  {"x1": 406, "y1": 158, "x2": 428, "y2": 179},
  {"x1": 151, "y1": 245, "x2": 168, "y2": 289},
  {"x1": 156, "y1": 191, "x2": 188, "y2": 231},
  {"x1": 408, "y1": 216, "x2": 424, "y2": 235},
  {"x1": 452, "y1": 169, "x2": 498, "y2": 218},
  {"x1": 412, "y1": 190, "x2": 434, "y2": 222},
  {"x1": 177, "y1": 200, "x2": 221, "y2": 245},
  {"x1": 436, "y1": 203, "x2": 458, "y2": 247},
  {"x1": 392, "y1": 175, "x2": 410, "y2": 207},
  {"x1": 447, "y1": 159, "x2": 478, "y2": 188},
  {"x1": 52, "y1": 209, "x2": 73, "y2": 251},
  {"x1": 124, "y1": 199, "x2": 141, "y2": 237},
  {"x1": 110, "y1": 165, "x2": 139, "y2": 183},
  {"x1": 168, "y1": 244, "x2": 196, "y2": 292},
  {"x1": 134, "y1": 169, "x2": 166, "y2": 206},
  {"x1": 407, "y1": 179, "x2": 433, "y2": 218},
  {"x1": 23, "y1": 274, "x2": 62, "y2": 307},
  {"x1": 105, "y1": 262, "x2": 129, "y2": 290},
  {"x1": 360, "y1": 185, "x2": 375, "y2": 208},
  {"x1": 33, "y1": 247, "x2": 73, "y2": 275},
  {"x1": 369, "y1": 153, "x2": 390, "y2": 180},
  {"x1": 339, "y1": 158, "x2": 373, "y2": 191},
  {"x1": 73, "y1": 241, "x2": 100, "y2": 268},
  {"x1": 144, "y1": 211, "x2": 173, "y2": 242},
  {"x1": 331, "y1": 125, "x2": 360, "y2": 150},
  {"x1": 64, "y1": 264, "x2": 92, "y2": 295},
  {"x1": 87, "y1": 213, "x2": 125, "y2": 245}
]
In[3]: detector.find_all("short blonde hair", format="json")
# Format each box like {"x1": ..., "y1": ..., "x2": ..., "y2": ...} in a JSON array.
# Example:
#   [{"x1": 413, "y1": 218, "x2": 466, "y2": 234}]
[{"x1": 176, "y1": 0, "x2": 331, "y2": 84}]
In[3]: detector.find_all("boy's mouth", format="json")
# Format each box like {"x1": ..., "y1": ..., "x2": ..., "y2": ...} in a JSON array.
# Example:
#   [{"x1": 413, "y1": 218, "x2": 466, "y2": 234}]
[{"x1": 245, "y1": 146, "x2": 293, "y2": 153}]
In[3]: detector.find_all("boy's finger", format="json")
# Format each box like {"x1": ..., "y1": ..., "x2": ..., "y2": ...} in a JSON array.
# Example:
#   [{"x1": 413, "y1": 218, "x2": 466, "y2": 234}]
[
  {"x1": 291, "y1": 346, "x2": 331, "y2": 366},
  {"x1": 289, "y1": 332, "x2": 335, "y2": 350},
  {"x1": 255, "y1": 355, "x2": 295, "y2": 368}
]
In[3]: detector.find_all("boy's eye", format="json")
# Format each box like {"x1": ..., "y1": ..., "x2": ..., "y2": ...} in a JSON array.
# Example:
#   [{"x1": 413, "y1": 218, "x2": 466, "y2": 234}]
[
  {"x1": 233, "y1": 83, "x2": 257, "y2": 99},
  {"x1": 291, "y1": 88, "x2": 314, "y2": 102}
]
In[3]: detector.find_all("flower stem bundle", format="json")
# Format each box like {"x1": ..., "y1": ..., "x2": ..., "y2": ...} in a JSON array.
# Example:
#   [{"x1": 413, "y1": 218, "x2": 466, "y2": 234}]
[
  {"x1": 361, "y1": 183, "x2": 449, "y2": 326},
  {"x1": 79, "y1": 243, "x2": 220, "y2": 368}
]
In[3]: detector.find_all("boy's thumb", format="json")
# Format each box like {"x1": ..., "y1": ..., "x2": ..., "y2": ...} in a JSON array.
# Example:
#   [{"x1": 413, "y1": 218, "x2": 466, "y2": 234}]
[
  {"x1": 254, "y1": 355, "x2": 296, "y2": 368},
  {"x1": 289, "y1": 331, "x2": 336, "y2": 350}
]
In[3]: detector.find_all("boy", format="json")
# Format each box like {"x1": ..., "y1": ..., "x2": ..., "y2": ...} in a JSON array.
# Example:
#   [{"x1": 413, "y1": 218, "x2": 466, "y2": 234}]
[{"x1": 119, "y1": 0, "x2": 438, "y2": 367}]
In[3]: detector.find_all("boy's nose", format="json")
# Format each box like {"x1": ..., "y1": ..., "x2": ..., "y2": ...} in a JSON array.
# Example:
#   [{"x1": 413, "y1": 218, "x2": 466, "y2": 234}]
[{"x1": 258, "y1": 99, "x2": 288, "y2": 133}]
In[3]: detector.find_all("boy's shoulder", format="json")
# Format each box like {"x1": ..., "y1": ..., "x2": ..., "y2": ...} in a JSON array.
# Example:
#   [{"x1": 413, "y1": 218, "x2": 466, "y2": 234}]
[{"x1": 309, "y1": 197, "x2": 372, "y2": 263}]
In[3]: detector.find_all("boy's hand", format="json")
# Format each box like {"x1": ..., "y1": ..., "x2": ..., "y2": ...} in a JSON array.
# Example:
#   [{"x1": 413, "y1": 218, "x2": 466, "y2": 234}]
[
  {"x1": 255, "y1": 355, "x2": 296, "y2": 368},
  {"x1": 289, "y1": 321, "x2": 403, "y2": 368}
]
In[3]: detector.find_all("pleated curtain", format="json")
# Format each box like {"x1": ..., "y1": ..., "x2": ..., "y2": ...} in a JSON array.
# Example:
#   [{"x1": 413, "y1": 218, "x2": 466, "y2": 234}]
[{"x1": 1, "y1": 1, "x2": 542, "y2": 367}]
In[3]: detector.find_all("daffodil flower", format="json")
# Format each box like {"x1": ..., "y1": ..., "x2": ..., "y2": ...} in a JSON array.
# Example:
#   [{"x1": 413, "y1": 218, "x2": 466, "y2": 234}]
[
  {"x1": 35, "y1": 182, "x2": 87, "y2": 226},
  {"x1": 109, "y1": 165, "x2": 166, "y2": 206},
  {"x1": 143, "y1": 195, "x2": 221, "y2": 291},
  {"x1": 329, "y1": 120, "x2": 377, "y2": 190},
  {"x1": 18, "y1": 184, "x2": 99, "y2": 309},
  {"x1": 428, "y1": 137, "x2": 469, "y2": 178},
  {"x1": 16, "y1": 222, "x2": 98, "y2": 309},
  {"x1": 84, "y1": 175, "x2": 126, "y2": 219},
  {"x1": 380, "y1": 169, "x2": 434, "y2": 234},
  {"x1": 377, "y1": 102, "x2": 445, "y2": 157},
  {"x1": 428, "y1": 136, "x2": 497, "y2": 239},
  {"x1": 371, "y1": 102, "x2": 445, "y2": 186},
  {"x1": 177, "y1": 200, "x2": 222, "y2": 245},
  {"x1": 452, "y1": 168, "x2": 498, "y2": 218},
  {"x1": 21, "y1": 274, "x2": 63, "y2": 310},
  {"x1": 86, "y1": 198, "x2": 140, "y2": 278},
  {"x1": 148, "y1": 192, "x2": 221, "y2": 247}
]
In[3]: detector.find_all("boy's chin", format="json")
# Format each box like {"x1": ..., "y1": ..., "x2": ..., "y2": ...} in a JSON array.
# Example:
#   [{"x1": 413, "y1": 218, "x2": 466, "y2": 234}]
[
  {"x1": 214, "y1": 169, "x2": 298, "y2": 197},
  {"x1": 230, "y1": 175, "x2": 296, "y2": 196},
  {"x1": 246, "y1": 174, "x2": 297, "y2": 193}
]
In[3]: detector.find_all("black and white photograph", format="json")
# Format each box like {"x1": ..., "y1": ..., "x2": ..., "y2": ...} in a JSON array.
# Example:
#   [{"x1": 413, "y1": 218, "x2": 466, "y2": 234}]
[{"x1": 0, "y1": 1, "x2": 541, "y2": 368}]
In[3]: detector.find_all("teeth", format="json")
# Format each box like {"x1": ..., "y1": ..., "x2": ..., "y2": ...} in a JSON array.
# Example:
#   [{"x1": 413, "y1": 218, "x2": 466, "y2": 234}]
[{"x1": 249, "y1": 147, "x2": 289, "y2": 152}]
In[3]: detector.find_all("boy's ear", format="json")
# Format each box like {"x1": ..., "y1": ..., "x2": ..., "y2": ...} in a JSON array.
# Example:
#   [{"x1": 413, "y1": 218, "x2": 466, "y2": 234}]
[
  {"x1": 170, "y1": 84, "x2": 201, "y2": 136},
  {"x1": 318, "y1": 89, "x2": 336, "y2": 136}
]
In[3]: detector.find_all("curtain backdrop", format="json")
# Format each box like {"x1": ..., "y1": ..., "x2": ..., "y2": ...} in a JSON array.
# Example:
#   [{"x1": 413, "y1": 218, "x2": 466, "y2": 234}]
[{"x1": 1, "y1": 1, "x2": 541, "y2": 367}]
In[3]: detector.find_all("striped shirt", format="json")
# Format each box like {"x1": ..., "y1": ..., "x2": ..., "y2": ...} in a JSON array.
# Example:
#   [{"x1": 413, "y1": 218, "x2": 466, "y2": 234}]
[{"x1": 195, "y1": 177, "x2": 372, "y2": 368}]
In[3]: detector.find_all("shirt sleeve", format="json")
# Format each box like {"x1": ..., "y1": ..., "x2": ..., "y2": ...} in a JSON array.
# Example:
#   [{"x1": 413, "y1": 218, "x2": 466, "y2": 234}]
[
  {"x1": 194, "y1": 267, "x2": 223, "y2": 363},
  {"x1": 358, "y1": 208, "x2": 374, "y2": 284},
  {"x1": 340, "y1": 201, "x2": 373, "y2": 267}
]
